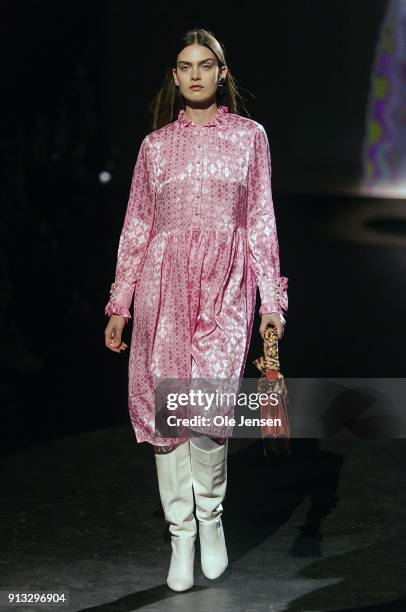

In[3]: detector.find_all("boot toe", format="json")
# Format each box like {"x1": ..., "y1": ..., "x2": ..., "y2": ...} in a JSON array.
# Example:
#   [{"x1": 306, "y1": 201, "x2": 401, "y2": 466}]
[
  {"x1": 202, "y1": 558, "x2": 228, "y2": 580},
  {"x1": 167, "y1": 536, "x2": 195, "y2": 591},
  {"x1": 167, "y1": 576, "x2": 194, "y2": 592},
  {"x1": 200, "y1": 520, "x2": 229, "y2": 579}
]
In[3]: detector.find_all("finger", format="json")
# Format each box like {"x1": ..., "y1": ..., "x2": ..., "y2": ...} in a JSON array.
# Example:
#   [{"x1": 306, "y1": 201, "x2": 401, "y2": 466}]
[
  {"x1": 105, "y1": 328, "x2": 116, "y2": 350},
  {"x1": 104, "y1": 326, "x2": 124, "y2": 352},
  {"x1": 106, "y1": 342, "x2": 120, "y2": 353},
  {"x1": 111, "y1": 328, "x2": 123, "y2": 348},
  {"x1": 109, "y1": 335, "x2": 121, "y2": 348},
  {"x1": 111, "y1": 340, "x2": 125, "y2": 353}
]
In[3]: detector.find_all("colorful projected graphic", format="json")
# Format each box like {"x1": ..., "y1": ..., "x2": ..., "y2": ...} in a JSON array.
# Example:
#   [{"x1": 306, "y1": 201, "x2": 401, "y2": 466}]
[{"x1": 361, "y1": 0, "x2": 406, "y2": 197}]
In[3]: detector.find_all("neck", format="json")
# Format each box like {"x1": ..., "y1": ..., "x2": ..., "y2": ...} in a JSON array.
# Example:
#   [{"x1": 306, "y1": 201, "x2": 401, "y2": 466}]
[{"x1": 183, "y1": 102, "x2": 219, "y2": 127}]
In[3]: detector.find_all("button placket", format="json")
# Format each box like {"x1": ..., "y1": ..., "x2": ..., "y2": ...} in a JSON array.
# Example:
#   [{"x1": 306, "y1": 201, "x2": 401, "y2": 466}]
[{"x1": 195, "y1": 129, "x2": 204, "y2": 216}]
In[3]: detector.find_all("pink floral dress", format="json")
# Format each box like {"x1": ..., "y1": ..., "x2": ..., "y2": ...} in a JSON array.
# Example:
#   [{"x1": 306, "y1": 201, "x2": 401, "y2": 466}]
[{"x1": 105, "y1": 105, "x2": 288, "y2": 448}]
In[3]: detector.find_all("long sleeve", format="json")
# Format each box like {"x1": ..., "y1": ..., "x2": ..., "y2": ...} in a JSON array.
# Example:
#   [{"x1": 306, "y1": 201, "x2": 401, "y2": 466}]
[
  {"x1": 104, "y1": 136, "x2": 156, "y2": 319},
  {"x1": 246, "y1": 125, "x2": 288, "y2": 318}
]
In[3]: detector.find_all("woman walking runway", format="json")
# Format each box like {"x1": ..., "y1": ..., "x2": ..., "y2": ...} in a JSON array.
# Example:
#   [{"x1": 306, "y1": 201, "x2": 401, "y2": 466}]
[{"x1": 104, "y1": 27, "x2": 288, "y2": 592}]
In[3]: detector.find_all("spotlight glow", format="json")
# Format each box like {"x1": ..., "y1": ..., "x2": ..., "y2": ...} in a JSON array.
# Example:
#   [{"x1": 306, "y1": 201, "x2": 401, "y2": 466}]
[{"x1": 99, "y1": 171, "x2": 112, "y2": 184}]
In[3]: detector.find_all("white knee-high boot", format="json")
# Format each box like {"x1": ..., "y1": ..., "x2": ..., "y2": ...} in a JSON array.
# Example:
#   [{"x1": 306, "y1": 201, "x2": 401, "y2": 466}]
[
  {"x1": 190, "y1": 439, "x2": 229, "y2": 579},
  {"x1": 154, "y1": 440, "x2": 197, "y2": 591}
]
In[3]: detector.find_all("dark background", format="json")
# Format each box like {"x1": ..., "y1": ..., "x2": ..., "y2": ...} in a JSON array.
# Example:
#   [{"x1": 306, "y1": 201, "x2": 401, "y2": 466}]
[{"x1": 2, "y1": 0, "x2": 400, "y2": 457}]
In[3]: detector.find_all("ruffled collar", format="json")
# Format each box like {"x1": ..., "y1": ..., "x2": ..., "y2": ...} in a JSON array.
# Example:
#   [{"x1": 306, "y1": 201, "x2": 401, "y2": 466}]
[{"x1": 177, "y1": 105, "x2": 229, "y2": 127}]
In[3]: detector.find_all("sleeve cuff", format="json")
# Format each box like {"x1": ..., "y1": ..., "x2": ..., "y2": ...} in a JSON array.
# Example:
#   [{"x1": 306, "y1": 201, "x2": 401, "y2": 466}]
[
  {"x1": 104, "y1": 302, "x2": 132, "y2": 320},
  {"x1": 104, "y1": 281, "x2": 134, "y2": 320},
  {"x1": 258, "y1": 275, "x2": 288, "y2": 316}
]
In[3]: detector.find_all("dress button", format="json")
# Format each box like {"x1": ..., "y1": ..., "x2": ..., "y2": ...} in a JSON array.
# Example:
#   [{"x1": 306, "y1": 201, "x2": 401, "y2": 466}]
[{"x1": 196, "y1": 193, "x2": 200, "y2": 198}]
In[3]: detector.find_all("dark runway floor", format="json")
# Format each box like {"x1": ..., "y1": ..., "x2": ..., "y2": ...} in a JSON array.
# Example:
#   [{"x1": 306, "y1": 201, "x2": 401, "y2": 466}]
[
  {"x1": 1, "y1": 430, "x2": 406, "y2": 612},
  {"x1": 1, "y1": 193, "x2": 406, "y2": 611}
]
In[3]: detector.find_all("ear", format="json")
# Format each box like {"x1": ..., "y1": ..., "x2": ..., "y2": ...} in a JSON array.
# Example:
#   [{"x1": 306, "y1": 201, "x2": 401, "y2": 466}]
[{"x1": 172, "y1": 67, "x2": 179, "y2": 87}]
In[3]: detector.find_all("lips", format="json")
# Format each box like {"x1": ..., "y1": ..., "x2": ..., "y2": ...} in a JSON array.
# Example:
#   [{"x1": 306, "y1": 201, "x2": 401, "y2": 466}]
[{"x1": 190, "y1": 85, "x2": 203, "y2": 89}]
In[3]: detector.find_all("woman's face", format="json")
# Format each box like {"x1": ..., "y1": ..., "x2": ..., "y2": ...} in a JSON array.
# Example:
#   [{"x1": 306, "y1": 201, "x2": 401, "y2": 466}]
[{"x1": 173, "y1": 43, "x2": 227, "y2": 105}]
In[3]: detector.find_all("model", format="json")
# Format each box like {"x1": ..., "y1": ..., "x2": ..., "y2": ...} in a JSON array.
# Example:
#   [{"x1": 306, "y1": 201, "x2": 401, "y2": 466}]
[{"x1": 104, "y1": 27, "x2": 289, "y2": 592}]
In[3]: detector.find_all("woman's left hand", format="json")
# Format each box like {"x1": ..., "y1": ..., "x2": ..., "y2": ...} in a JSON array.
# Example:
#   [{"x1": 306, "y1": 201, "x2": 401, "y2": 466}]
[{"x1": 259, "y1": 312, "x2": 285, "y2": 340}]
